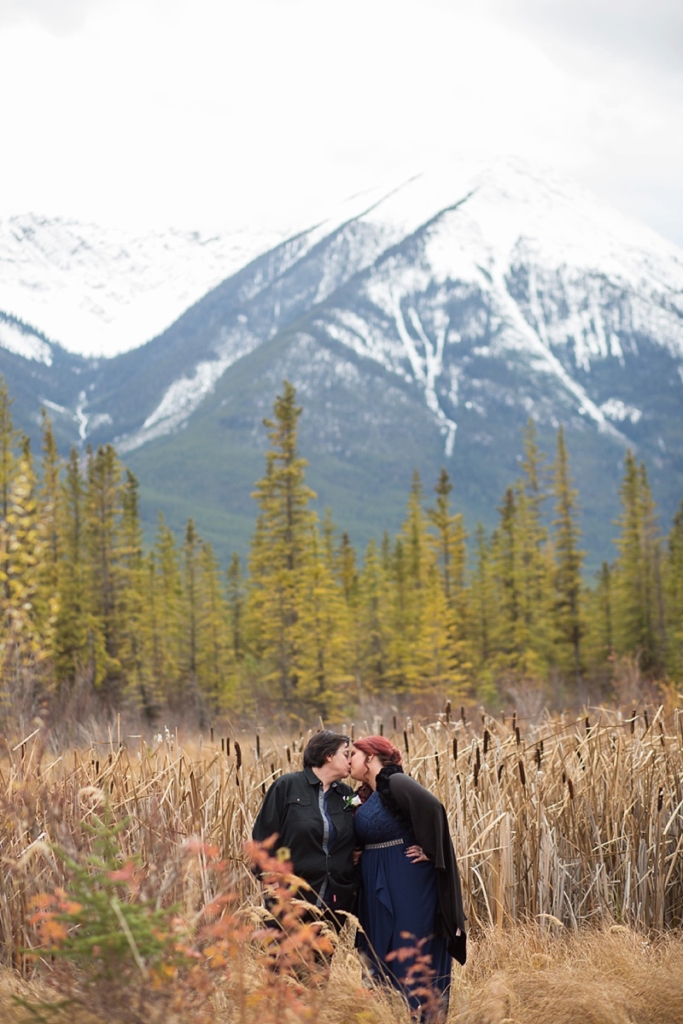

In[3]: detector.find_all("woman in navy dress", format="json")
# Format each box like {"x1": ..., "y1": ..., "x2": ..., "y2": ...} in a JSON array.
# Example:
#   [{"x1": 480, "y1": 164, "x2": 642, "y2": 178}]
[{"x1": 349, "y1": 736, "x2": 466, "y2": 1017}]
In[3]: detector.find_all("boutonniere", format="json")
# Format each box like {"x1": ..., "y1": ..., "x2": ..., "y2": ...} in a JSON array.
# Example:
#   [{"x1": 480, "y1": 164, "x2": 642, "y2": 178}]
[{"x1": 343, "y1": 794, "x2": 361, "y2": 811}]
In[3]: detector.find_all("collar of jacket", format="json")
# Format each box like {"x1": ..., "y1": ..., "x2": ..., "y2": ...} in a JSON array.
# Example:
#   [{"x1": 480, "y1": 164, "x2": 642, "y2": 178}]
[{"x1": 304, "y1": 766, "x2": 341, "y2": 789}]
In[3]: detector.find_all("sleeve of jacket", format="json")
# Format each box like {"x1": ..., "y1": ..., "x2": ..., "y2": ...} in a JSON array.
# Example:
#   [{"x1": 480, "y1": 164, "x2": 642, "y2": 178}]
[
  {"x1": 389, "y1": 773, "x2": 467, "y2": 965},
  {"x1": 252, "y1": 776, "x2": 287, "y2": 846}
]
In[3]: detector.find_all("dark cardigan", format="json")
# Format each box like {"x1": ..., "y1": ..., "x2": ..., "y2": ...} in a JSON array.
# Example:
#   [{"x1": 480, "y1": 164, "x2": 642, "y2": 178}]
[{"x1": 376, "y1": 766, "x2": 467, "y2": 965}]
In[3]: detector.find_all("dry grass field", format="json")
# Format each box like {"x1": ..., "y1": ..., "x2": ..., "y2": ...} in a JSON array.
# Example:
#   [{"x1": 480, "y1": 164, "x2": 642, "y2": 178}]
[{"x1": 1, "y1": 704, "x2": 683, "y2": 1022}]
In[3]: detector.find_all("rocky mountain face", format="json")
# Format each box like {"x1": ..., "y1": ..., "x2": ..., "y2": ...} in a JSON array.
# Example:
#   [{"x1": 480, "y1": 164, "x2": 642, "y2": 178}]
[{"x1": 1, "y1": 160, "x2": 682, "y2": 569}]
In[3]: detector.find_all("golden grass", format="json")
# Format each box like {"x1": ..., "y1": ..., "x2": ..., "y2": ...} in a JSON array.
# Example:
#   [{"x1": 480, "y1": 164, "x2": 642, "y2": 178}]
[
  {"x1": 0, "y1": 705, "x2": 682, "y2": 1021},
  {"x1": 2, "y1": 706, "x2": 683, "y2": 967},
  {"x1": 1, "y1": 924, "x2": 682, "y2": 1023}
]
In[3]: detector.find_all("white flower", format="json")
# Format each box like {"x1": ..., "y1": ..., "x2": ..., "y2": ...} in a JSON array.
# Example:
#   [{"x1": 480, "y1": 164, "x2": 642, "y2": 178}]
[{"x1": 344, "y1": 794, "x2": 362, "y2": 810}]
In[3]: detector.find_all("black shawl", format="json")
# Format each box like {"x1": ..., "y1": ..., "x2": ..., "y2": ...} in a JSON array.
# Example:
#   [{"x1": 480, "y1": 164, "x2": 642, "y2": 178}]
[{"x1": 377, "y1": 766, "x2": 467, "y2": 965}]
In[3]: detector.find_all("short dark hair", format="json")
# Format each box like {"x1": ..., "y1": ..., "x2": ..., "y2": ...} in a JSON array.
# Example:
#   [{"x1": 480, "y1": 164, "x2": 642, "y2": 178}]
[{"x1": 303, "y1": 730, "x2": 350, "y2": 768}]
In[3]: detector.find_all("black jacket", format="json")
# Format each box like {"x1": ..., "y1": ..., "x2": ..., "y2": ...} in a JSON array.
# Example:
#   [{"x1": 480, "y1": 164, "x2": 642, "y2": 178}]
[
  {"x1": 252, "y1": 767, "x2": 357, "y2": 913},
  {"x1": 382, "y1": 770, "x2": 467, "y2": 965}
]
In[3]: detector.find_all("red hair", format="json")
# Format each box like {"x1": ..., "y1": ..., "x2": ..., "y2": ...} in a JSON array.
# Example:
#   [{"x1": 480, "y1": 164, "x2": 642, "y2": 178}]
[
  {"x1": 354, "y1": 735, "x2": 403, "y2": 766},
  {"x1": 353, "y1": 736, "x2": 402, "y2": 803}
]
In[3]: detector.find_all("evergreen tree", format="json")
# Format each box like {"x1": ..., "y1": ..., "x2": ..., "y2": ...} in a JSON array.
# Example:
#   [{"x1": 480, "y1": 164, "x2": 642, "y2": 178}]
[
  {"x1": 84, "y1": 444, "x2": 124, "y2": 699},
  {"x1": 149, "y1": 514, "x2": 183, "y2": 701},
  {"x1": 295, "y1": 524, "x2": 351, "y2": 716},
  {"x1": 196, "y1": 539, "x2": 231, "y2": 712},
  {"x1": 489, "y1": 487, "x2": 521, "y2": 673},
  {"x1": 118, "y1": 470, "x2": 155, "y2": 720},
  {"x1": 665, "y1": 500, "x2": 683, "y2": 678},
  {"x1": 356, "y1": 538, "x2": 391, "y2": 696},
  {"x1": 0, "y1": 438, "x2": 48, "y2": 674},
  {"x1": 54, "y1": 448, "x2": 94, "y2": 686},
  {"x1": 613, "y1": 452, "x2": 665, "y2": 673},
  {"x1": 515, "y1": 421, "x2": 554, "y2": 676},
  {"x1": 35, "y1": 412, "x2": 61, "y2": 653},
  {"x1": 226, "y1": 552, "x2": 245, "y2": 665},
  {"x1": 246, "y1": 381, "x2": 316, "y2": 706},
  {"x1": 551, "y1": 428, "x2": 584, "y2": 685}
]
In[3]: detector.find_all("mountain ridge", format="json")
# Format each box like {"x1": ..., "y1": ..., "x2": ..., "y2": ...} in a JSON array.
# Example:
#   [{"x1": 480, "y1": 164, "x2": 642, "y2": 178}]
[{"x1": 0, "y1": 158, "x2": 681, "y2": 568}]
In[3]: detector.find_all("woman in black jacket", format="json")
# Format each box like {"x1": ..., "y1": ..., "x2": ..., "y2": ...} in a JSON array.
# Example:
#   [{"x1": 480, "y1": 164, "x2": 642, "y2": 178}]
[
  {"x1": 252, "y1": 730, "x2": 357, "y2": 924},
  {"x1": 349, "y1": 735, "x2": 466, "y2": 1015}
]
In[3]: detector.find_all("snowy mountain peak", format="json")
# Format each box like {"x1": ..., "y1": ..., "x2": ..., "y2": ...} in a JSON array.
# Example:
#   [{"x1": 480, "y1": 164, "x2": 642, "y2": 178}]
[{"x1": 0, "y1": 214, "x2": 289, "y2": 357}]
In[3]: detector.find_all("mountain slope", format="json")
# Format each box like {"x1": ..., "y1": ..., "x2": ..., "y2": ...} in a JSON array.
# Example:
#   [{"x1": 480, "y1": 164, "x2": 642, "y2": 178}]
[
  {"x1": 0, "y1": 214, "x2": 288, "y2": 357},
  {"x1": 1, "y1": 159, "x2": 682, "y2": 568}
]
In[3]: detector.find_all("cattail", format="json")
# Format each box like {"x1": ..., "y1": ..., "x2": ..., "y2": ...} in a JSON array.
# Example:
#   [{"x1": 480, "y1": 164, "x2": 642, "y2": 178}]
[
  {"x1": 379, "y1": 722, "x2": 384, "y2": 736},
  {"x1": 234, "y1": 741, "x2": 242, "y2": 770},
  {"x1": 658, "y1": 787, "x2": 664, "y2": 812},
  {"x1": 483, "y1": 729, "x2": 490, "y2": 755},
  {"x1": 518, "y1": 759, "x2": 526, "y2": 787},
  {"x1": 498, "y1": 763, "x2": 505, "y2": 782},
  {"x1": 585, "y1": 716, "x2": 591, "y2": 736},
  {"x1": 221, "y1": 737, "x2": 225, "y2": 753},
  {"x1": 452, "y1": 737, "x2": 458, "y2": 762},
  {"x1": 393, "y1": 715, "x2": 397, "y2": 730},
  {"x1": 256, "y1": 734, "x2": 261, "y2": 759},
  {"x1": 286, "y1": 745, "x2": 291, "y2": 764},
  {"x1": 473, "y1": 760, "x2": 479, "y2": 788},
  {"x1": 445, "y1": 700, "x2": 451, "y2": 723},
  {"x1": 644, "y1": 708, "x2": 649, "y2": 731},
  {"x1": 226, "y1": 737, "x2": 231, "y2": 757},
  {"x1": 512, "y1": 711, "x2": 517, "y2": 732},
  {"x1": 210, "y1": 727, "x2": 214, "y2": 743},
  {"x1": 567, "y1": 777, "x2": 574, "y2": 800},
  {"x1": 404, "y1": 730, "x2": 410, "y2": 755},
  {"x1": 434, "y1": 751, "x2": 440, "y2": 779},
  {"x1": 535, "y1": 746, "x2": 542, "y2": 770},
  {"x1": 515, "y1": 726, "x2": 521, "y2": 746},
  {"x1": 461, "y1": 706, "x2": 466, "y2": 725},
  {"x1": 475, "y1": 744, "x2": 481, "y2": 771},
  {"x1": 631, "y1": 711, "x2": 636, "y2": 734}
]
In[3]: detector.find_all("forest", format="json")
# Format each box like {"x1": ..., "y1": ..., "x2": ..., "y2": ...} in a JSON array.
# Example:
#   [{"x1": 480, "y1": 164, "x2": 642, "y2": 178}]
[{"x1": 0, "y1": 376, "x2": 680, "y2": 730}]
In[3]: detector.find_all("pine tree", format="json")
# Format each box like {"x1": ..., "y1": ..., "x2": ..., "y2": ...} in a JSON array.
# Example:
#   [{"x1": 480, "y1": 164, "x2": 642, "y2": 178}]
[
  {"x1": 148, "y1": 514, "x2": 183, "y2": 702},
  {"x1": 665, "y1": 500, "x2": 683, "y2": 678},
  {"x1": 613, "y1": 452, "x2": 665, "y2": 673},
  {"x1": 0, "y1": 378, "x2": 19, "y2": 605},
  {"x1": 295, "y1": 524, "x2": 351, "y2": 716},
  {"x1": 181, "y1": 517, "x2": 201, "y2": 714},
  {"x1": 0, "y1": 438, "x2": 48, "y2": 676},
  {"x1": 489, "y1": 486, "x2": 521, "y2": 672},
  {"x1": 226, "y1": 552, "x2": 245, "y2": 665},
  {"x1": 515, "y1": 421, "x2": 554, "y2": 676},
  {"x1": 427, "y1": 467, "x2": 470, "y2": 694},
  {"x1": 551, "y1": 428, "x2": 584, "y2": 686},
  {"x1": 356, "y1": 538, "x2": 391, "y2": 696},
  {"x1": 196, "y1": 539, "x2": 231, "y2": 712},
  {"x1": 246, "y1": 381, "x2": 316, "y2": 707},
  {"x1": 118, "y1": 470, "x2": 155, "y2": 721},
  {"x1": 54, "y1": 448, "x2": 94, "y2": 686},
  {"x1": 84, "y1": 444, "x2": 124, "y2": 699},
  {"x1": 34, "y1": 412, "x2": 61, "y2": 654}
]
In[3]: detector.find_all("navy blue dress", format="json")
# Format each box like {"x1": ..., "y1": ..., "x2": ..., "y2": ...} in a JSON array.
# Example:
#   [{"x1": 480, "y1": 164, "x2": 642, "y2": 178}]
[{"x1": 355, "y1": 790, "x2": 452, "y2": 1012}]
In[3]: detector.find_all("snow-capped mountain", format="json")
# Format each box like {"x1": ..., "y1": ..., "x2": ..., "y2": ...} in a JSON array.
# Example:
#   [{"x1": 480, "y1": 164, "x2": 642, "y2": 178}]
[
  {"x1": 0, "y1": 214, "x2": 289, "y2": 357},
  {"x1": 0, "y1": 158, "x2": 681, "y2": 564}
]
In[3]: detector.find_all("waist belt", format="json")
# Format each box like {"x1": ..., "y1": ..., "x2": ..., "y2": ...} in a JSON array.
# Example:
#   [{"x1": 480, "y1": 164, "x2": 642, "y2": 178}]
[{"x1": 364, "y1": 838, "x2": 405, "y2": 850}]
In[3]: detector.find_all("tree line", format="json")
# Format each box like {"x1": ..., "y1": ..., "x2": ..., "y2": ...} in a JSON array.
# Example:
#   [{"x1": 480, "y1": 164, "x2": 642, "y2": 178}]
[{"x1": 0, "y1": 378, "x2": 681, "y2": 725}]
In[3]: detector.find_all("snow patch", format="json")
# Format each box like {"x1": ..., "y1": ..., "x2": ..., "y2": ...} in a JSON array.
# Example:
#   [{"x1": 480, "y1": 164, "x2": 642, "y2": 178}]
[
  {"x1": 119, "y1": 358, "x2": 231, "y2": 451},
  {"x1": 0, "y1": 319, "x2": 52, "y2": 365},
  {"x1": 600, "y1": 399, "x2": 642, "y2": 424}
]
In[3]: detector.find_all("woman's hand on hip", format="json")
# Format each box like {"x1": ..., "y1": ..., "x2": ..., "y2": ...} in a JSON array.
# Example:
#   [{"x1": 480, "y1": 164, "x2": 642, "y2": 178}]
[{"x1": 405, "y1": 844, "x2": 429, "y2": 863}]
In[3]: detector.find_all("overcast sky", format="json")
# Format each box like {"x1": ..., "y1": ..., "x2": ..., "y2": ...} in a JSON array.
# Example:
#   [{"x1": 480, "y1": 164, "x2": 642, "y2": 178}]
[{"x1": 1, "y1": 0, "x2": 682, "y2": 245}]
